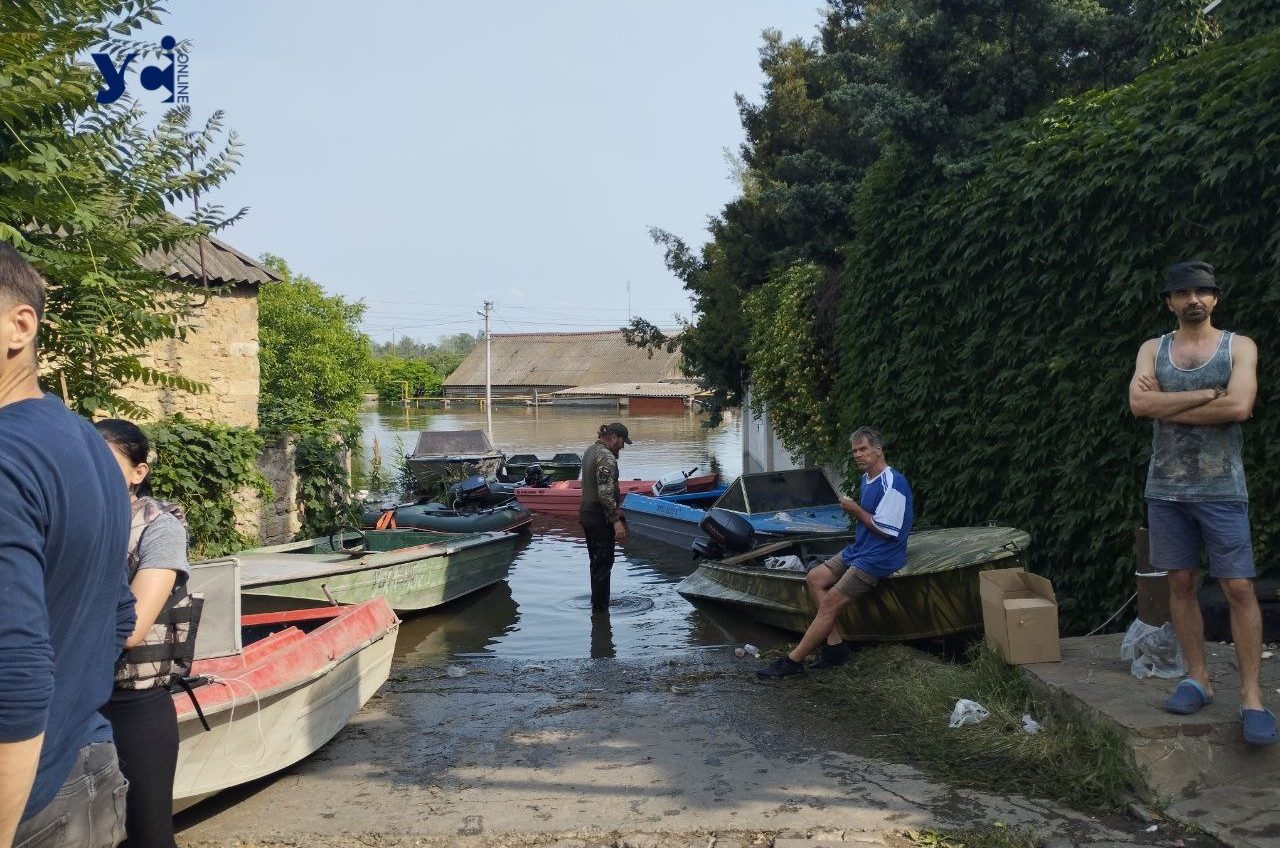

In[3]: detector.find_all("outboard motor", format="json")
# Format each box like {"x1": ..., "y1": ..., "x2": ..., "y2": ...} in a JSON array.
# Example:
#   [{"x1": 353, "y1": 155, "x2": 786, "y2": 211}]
[
  {"x1": 455, "y1": 474, "x2": 492, "y2": 508},
  {"x1": 522, "y1": 463, "x2": 547, "y2": 488},
  {"x1": 653, "y1": 468, "x2": 691, "y2": 498},
  {"x1": 692, "y1": 508, "x2": 755, "y2": 560}
]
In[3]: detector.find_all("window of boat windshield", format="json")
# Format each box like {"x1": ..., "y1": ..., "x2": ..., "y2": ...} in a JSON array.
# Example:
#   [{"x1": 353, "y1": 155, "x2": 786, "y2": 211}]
[
  {"x1": 712, "y1": 479, "x2": 748, "y2": 513},
  {"x1": 740, "y1": 470, "x2": 839, "y2": 513}
]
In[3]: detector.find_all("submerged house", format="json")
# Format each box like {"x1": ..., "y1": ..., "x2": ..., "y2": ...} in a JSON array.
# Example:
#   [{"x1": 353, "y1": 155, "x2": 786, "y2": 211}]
[{"x1": 443, "y1": 330, "x2": 696, "y2": 408}]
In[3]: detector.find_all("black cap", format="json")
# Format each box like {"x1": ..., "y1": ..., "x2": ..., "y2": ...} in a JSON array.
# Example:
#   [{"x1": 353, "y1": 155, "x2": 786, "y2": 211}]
[
  {"x1": 1161, "y1": 260, "x2": 1219, "y2": 296},
  {"x1": 604, "y1": 422, "x2": 633, "y2": 444}
]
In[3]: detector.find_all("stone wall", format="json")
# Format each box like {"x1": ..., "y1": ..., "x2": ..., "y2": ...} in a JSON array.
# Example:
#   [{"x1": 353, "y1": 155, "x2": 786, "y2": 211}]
[
  {"x1": 116, "y1": 285, "x2": 260, "y2": 430},
  {"x1": 257, "y1": 436, "x2": 302, "y2": 545}
]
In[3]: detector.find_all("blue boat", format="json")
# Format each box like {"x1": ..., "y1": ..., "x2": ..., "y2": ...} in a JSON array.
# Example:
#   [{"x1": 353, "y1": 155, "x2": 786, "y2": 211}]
[{"x1": 621, "y1": 468, "x2": 850, "y2": 549}]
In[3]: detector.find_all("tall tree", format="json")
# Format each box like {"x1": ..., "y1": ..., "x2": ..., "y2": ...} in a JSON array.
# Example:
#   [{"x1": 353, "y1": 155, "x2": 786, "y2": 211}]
[
  {"x1": 257, "y1": 255, "x2": 373, "y2": 538},
  {"x1": 634, "y1": 0, "x2": 1174, "y2": 417},
  {"x1": 257, "y1": 254, "x2": 372, "y2": 439}
]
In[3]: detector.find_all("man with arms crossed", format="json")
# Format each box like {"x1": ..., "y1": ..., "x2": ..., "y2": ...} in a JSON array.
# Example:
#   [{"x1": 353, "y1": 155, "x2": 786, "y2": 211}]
[
  {"x1": 758, "y1": 427, "x2": 913, "y2": 679},
  {"x1": 1129, "y1": 260, "x2": 1275, "y2": 746},
  {"x1": 0, "y1": 243, "x2": 135, "y2": 848}
]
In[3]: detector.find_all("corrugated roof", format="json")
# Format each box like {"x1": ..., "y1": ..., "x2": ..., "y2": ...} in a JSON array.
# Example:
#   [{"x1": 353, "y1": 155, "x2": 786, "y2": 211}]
[
  {"x1": 140, "y1": 233, "x2": 280, "y2": 286},
  {"x1": 552, "y1": 381, "x2": 703, "y2": 398},
  {"x1": 444, "y1": 330, "x2": 684, "y2": 388}
]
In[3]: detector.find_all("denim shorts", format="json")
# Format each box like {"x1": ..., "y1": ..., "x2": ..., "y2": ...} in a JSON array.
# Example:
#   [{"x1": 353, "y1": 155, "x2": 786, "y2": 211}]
[{"x1": 1147, "y1": 499, "x2": 1256, "y2": 579}]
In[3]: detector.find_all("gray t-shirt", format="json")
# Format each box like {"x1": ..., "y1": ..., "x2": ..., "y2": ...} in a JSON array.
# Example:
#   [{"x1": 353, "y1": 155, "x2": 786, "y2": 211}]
[{"x1": 136, "y1": 511, "x2": 190, "y2": 578}]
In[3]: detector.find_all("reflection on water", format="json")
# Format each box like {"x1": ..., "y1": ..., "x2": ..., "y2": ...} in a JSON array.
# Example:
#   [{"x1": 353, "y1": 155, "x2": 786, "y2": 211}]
[
  {"x1": 360, "y1": 404, "x2": 789, "y2": 664},
  {"x1": 589, "y1": 613, "x2": 615, "y2": 659}
]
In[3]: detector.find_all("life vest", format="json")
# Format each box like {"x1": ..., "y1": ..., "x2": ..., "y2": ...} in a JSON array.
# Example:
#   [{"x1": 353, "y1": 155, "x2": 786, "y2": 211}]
[{"x1": 115, "y1": 497, "x2": 204, "y2": 690}]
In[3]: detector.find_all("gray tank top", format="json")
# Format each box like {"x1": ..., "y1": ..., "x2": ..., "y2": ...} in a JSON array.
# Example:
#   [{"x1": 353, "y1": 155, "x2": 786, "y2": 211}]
[{"x1": 1145, "y1": 331, "x2": 1246, "y2": 502}]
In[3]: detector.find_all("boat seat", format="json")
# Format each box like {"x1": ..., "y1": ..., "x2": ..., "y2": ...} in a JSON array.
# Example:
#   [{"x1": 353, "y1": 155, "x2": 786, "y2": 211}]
[{"x1": 239, "y1": 626, "x2": 307, "y2": 669}]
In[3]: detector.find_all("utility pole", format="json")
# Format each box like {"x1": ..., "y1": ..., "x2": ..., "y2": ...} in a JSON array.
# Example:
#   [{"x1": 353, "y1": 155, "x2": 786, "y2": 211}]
[
  {"x1": 626, "y1": 280, "x2": 631, "y2": 322},
  {"x1": 479, "y1": 301, "x2": 493, "y2": 443}
]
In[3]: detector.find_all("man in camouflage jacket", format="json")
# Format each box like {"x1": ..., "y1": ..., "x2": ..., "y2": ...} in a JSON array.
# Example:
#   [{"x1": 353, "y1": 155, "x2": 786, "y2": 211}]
[{"x1": 579, "y1": 422, "x2": 632, "y2": 613}]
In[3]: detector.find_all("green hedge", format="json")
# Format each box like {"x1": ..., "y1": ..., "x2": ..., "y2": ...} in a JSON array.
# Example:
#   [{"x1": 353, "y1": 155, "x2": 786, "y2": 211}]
[{"x1": 834, "y1": 29, "x2": 1280, "y2": 630}]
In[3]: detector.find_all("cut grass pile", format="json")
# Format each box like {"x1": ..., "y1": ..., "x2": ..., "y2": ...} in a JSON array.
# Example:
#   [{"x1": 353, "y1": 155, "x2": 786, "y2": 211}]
[
  {"x1": 811, "y1": 644, "x2": 1146, "y2": 811},
  {"x1": 892, "y1": 823, "x2": 1039, "y2": 848}
]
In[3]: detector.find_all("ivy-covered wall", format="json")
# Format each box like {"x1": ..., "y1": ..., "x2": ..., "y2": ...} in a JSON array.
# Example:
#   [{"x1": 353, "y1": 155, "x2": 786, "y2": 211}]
[{"x1": 833, "y1": 27, "x2": 1280, "y2": 629}]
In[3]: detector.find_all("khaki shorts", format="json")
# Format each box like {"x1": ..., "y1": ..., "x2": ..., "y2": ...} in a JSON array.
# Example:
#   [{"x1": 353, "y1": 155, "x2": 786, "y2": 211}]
[{"x1": 818, "y1": 553, "x2": 880, "y2": 599}]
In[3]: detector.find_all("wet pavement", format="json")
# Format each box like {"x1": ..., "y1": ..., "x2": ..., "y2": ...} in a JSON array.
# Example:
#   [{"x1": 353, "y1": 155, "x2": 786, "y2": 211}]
[{"x1": 176, "y1": 654, "x2": 1214, "y2": 848}]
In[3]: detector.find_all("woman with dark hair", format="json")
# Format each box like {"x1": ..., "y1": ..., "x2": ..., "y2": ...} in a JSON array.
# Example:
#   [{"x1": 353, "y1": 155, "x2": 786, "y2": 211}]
[{"x1": 94, "y1": 419, "x2": 195, "y2": 848}]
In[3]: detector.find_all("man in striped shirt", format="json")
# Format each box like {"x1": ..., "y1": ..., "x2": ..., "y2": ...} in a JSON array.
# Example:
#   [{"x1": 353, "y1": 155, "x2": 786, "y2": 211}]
[{"x1": 758, "y1": 427, "x2": 914, "y2": 679}]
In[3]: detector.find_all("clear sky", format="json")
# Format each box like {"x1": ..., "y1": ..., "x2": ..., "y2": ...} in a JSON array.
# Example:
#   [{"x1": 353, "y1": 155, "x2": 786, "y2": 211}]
[{"x1": 140, "y1": 2, "x2": 825, "y2": 343}]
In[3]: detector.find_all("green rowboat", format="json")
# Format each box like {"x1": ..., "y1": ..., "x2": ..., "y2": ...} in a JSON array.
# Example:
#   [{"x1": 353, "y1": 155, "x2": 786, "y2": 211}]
[
  {"x1": 676, "y1": 526, "x2": 1030, "y2": 642},
  {"x1": 235, "y1": 529, "x2": 519, "y2": 616}
]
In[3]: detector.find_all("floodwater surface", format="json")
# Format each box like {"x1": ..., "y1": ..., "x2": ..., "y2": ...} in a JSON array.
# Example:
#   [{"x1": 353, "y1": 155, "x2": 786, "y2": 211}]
[{"x1": 356, "y1": 404, "x2": 793, "y2": 664}]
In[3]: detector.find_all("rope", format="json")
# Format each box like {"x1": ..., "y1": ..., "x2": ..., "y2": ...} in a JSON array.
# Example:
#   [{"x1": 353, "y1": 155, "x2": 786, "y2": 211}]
[
  {"x1": 200, "y1": 673, "x2": 269, "y2": 770},
  {"x1": 1085, "y1": 592, "x2": 1138, "y2": 637}
]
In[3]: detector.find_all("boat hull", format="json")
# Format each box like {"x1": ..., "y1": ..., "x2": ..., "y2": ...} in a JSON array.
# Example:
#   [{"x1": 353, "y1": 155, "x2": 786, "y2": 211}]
[
  {"x1": 172, "y1": 599, "x2": 398, "y2": 811},
  {"x1": 238, "y1": 530, "x2": 519, "y2": 615},
  {"x1": 677, "y1": 528, "x2": 1031, "y2": 642},
  {"x1": 620, "y1": 494, "x2": 719, "y2": 548},
  {"x1": 501, "y1": 454, "x2": 582, "y2": 483},
  {"x1": 516, "y1": 479, "x2": 655, "y2": 518},
  {"x1": 359, "y1": 502, "x2": 531, "y2": 534},
  {"x1": 517, "y1": 473, "x2": 719, "y2": 518},
  {"x1": 621, "y1": 492, "x2": 846, "y2": 549}
]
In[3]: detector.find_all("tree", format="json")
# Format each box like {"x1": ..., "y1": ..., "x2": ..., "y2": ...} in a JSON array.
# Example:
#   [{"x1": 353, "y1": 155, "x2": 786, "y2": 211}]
[
  {"x1": 370, "y1": 331, "x2": 478, "y2": 378},
  {"x1": 257, "y1": 254, "x2": 373, "y2": 537},
  {"x1": 257, "y1": 254, "x2": 371, "y2": 438},
  {"x1": 0, "y1": 1, "x2": 244, "y2": 416},
  {"x1": 633, "y1": 0, "x2": 1179, "y2": 415},
  {"x1": 369, "y1": 357, "x2": 443, "y2": 403}
]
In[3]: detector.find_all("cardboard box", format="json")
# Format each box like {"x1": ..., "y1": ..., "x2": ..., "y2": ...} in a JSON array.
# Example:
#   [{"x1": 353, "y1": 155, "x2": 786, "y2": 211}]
[{"x1": 980, "y1": 568, "x2": 1061, "y2": 664}]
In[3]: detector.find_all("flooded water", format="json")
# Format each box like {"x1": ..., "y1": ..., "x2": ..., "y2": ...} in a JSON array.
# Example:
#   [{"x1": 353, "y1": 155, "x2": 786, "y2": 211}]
[{"x1": 355, "y1": 403, "x2": 792, "y2": 663}]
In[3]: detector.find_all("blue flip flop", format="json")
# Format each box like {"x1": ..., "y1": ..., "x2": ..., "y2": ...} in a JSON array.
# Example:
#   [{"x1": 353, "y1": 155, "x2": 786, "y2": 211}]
[
  {"x1": 1241, "y1": 708, "x2": 1279, "y2": 746},
  {"x1": 1164, "y1": 679, "x2": 1212, "y2": 715}
]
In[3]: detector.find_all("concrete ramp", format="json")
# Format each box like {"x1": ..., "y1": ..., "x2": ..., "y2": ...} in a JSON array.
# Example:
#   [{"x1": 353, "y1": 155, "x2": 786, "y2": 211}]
[{"x1": 1023, "y1": 634, "x2": 1280, "y2": 848}]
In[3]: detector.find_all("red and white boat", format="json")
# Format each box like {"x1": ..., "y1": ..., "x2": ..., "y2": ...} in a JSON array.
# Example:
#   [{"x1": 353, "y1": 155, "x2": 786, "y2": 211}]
[
  {"x1": 172, "y1": 560, "x2": 399, "y2": 812},
  {"x1": 515, "y1": 472, "x2": 719, "y2": 518}
]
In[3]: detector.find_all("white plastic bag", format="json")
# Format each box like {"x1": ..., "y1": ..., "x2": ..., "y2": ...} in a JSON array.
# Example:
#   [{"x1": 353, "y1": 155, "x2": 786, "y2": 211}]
[
  {"x1": 1021, "y1": 714, "x2": 1041, "y2": 734},
  {"x1": 763, "y1": 555, "x2": 805, "y2": 572},
  {"x1": 1120, "y1": 619, "x2": 1186, "y2": 679},
  {"x1": 948, "y1": 698, "x2": 990, "y2": 728}
]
